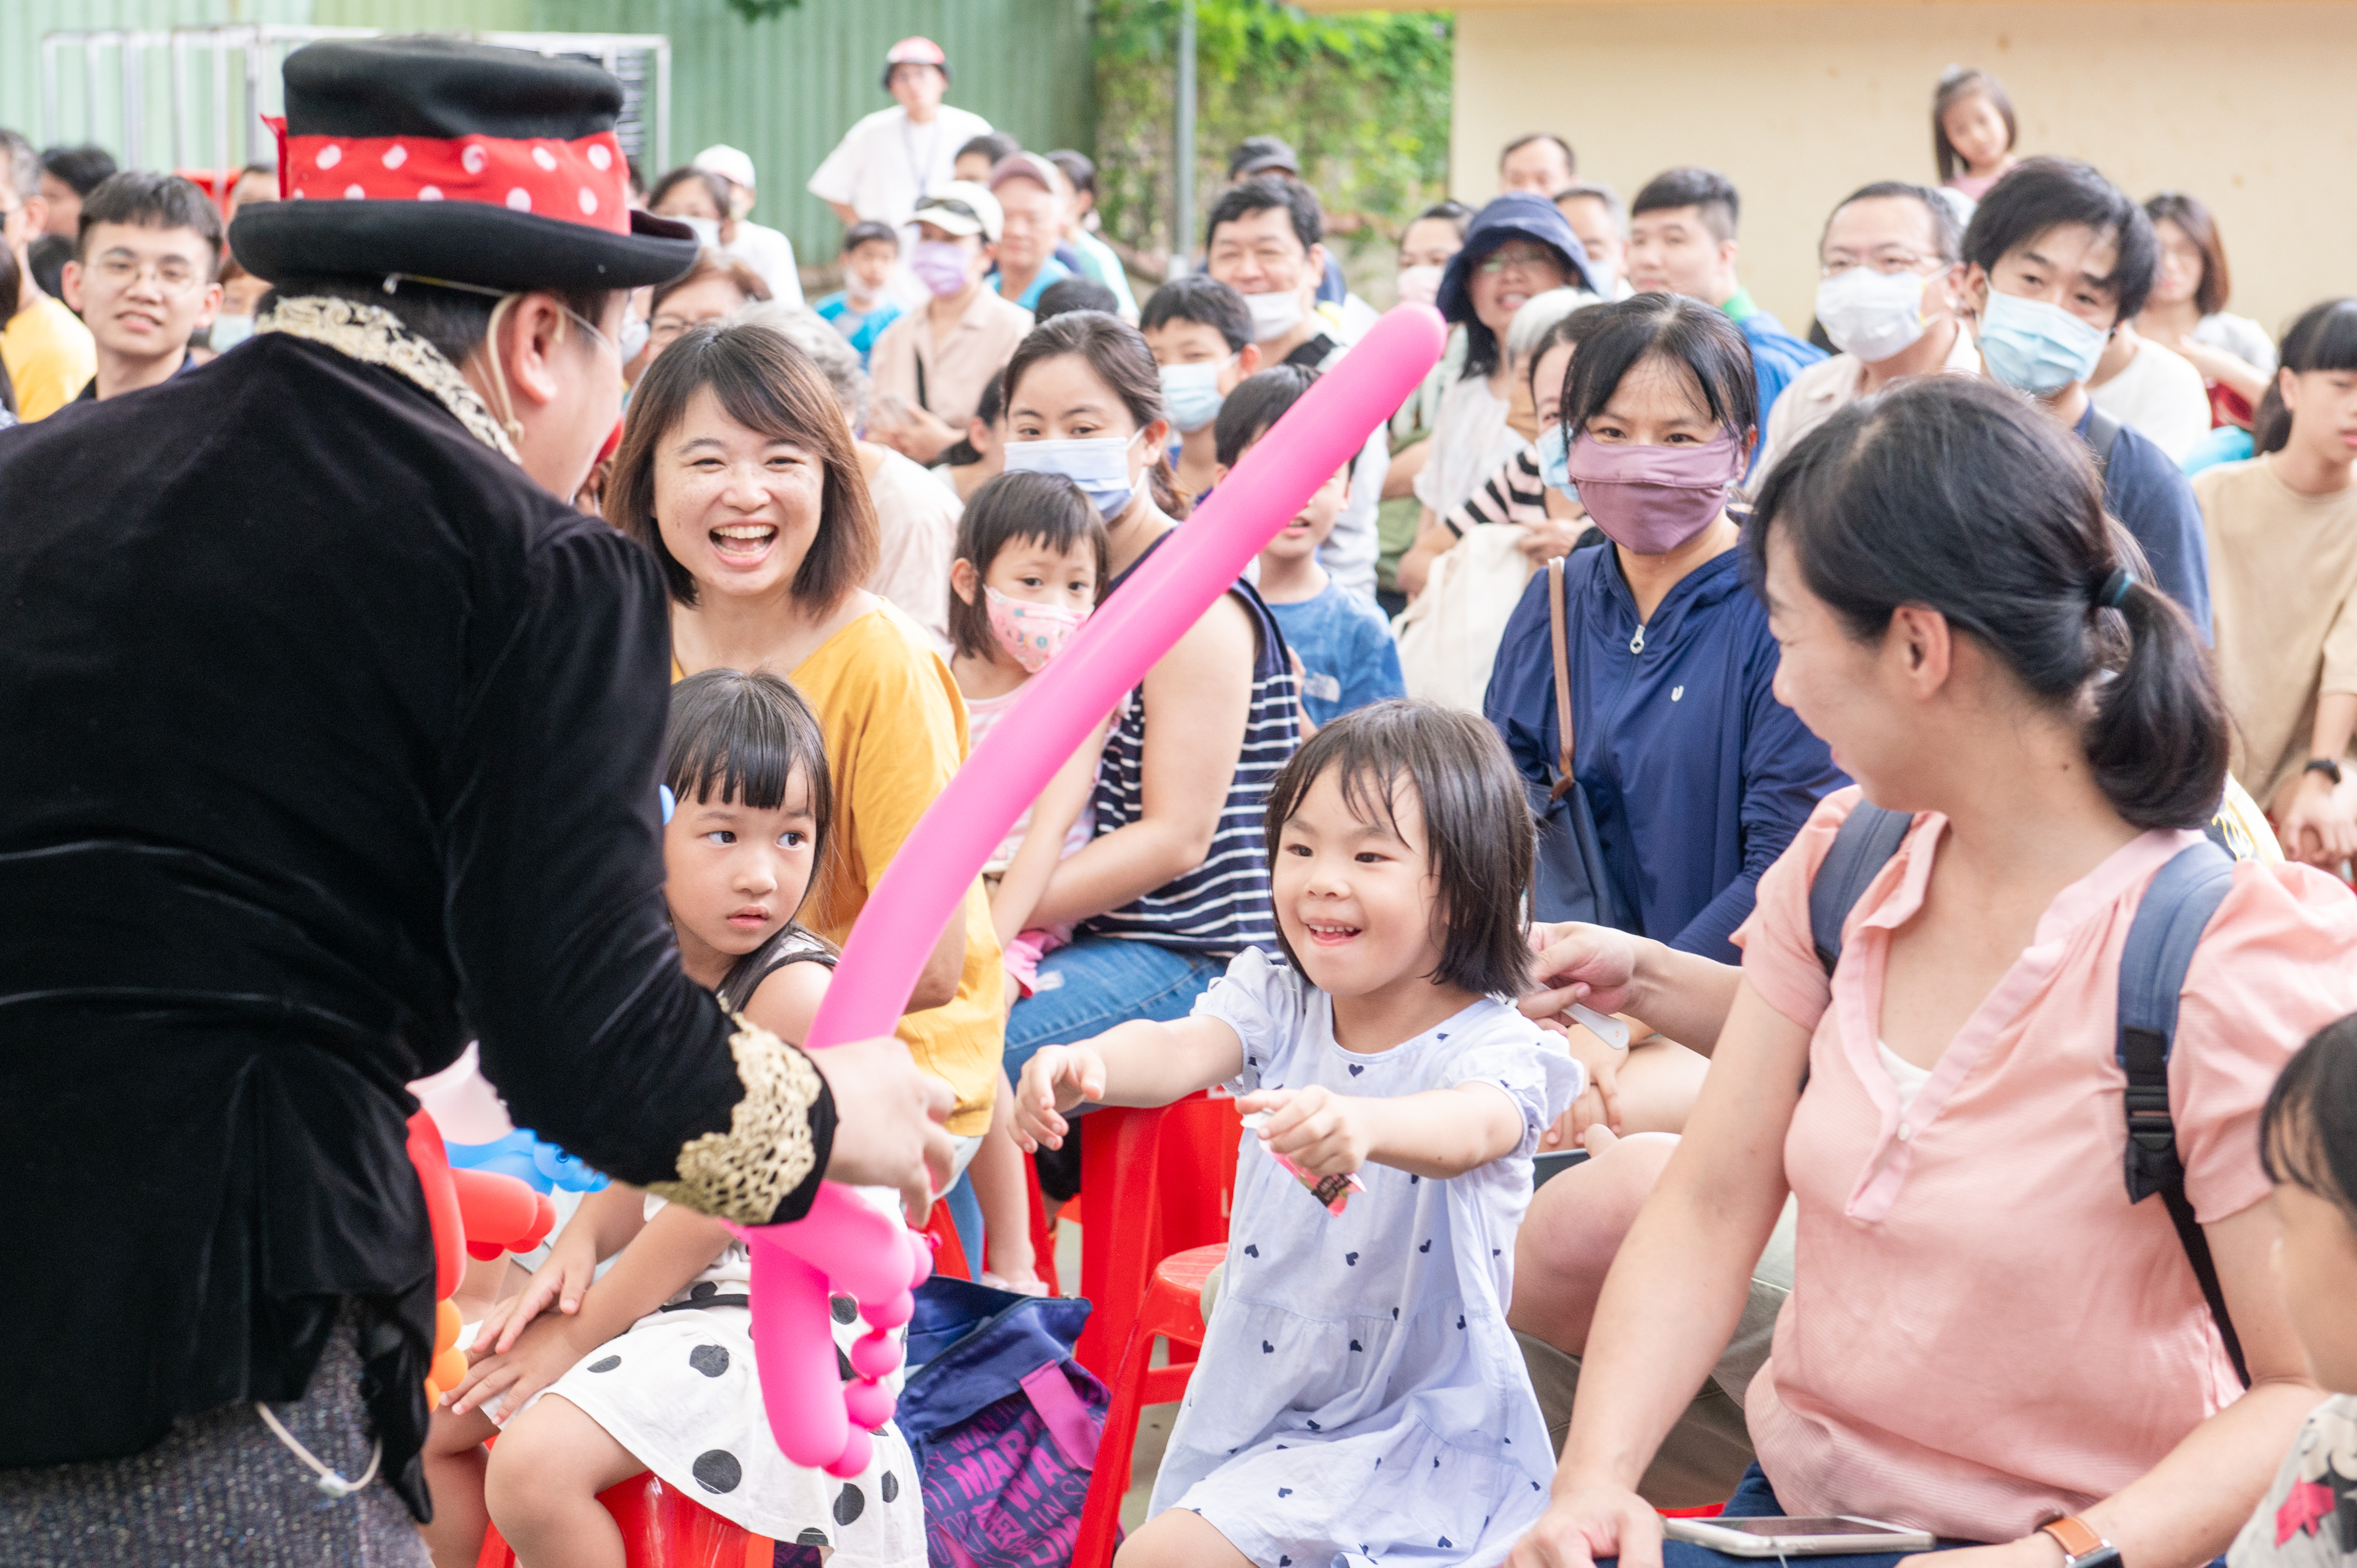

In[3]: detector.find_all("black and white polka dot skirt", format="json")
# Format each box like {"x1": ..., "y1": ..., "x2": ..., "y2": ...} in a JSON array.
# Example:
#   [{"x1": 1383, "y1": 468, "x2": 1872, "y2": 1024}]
[{"x1": 543, "y1": 1300, "x2": 925, "y2": 1564}]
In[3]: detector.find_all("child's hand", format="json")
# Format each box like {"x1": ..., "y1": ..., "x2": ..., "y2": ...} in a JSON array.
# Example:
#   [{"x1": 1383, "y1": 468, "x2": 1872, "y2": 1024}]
[
  {"x1": 1539, "y1": 1018, "x2": 1622, "y2": 1147},
  {"x1": 481, "y1": 1234, "x2": 598, "y2": 1355},
  {"x1": 1236, "y1": 1086, "x2": 1373, "y2": 1179},
  {"x1": 1013, "y1": 1044, "x2": 1109, "y2": 1152},
  {"x1": 443, "y1": 1309, "x2": 595, "y2": 1423}
]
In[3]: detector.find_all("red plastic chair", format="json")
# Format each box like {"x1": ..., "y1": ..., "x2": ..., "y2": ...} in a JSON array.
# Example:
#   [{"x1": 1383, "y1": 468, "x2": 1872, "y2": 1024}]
[
  {"x1": 1072, "y1": 1095, "x2": 1243, "y2": 1379},
  {"x1": 1025, "y1": 1151, "x2": 1062, "y2": 1296},
  {"x1": 919, "y1": 1193, "x2": 973, "y2": 1281},
  {"x1": 475, "y1": 1471, "x2": 774, "y2": 1567},
  {"x1": 1070, "y1": 1243, "x2": 1225, "y2": 1568}
]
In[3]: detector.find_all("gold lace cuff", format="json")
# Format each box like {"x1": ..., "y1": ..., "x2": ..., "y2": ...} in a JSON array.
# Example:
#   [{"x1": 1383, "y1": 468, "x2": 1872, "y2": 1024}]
[{"x1": 648, "y1": 1015, "x2": 825, "y2": 1223}]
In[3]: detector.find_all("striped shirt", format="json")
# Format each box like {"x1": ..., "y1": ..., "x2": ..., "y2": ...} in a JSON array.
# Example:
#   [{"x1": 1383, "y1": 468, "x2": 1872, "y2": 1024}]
[
  {"x1": 1442, "y1": 442, "x2": 1548, "y2": 537},
  {"x1": 1084, "y1": 533, "x2": 1300, "y2": 956}
]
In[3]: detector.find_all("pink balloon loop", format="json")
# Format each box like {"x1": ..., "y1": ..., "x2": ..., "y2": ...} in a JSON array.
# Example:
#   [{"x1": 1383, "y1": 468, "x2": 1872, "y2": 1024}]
[{"x1": 733, "y1": 305, "x2": 1450, "y2": 1476}]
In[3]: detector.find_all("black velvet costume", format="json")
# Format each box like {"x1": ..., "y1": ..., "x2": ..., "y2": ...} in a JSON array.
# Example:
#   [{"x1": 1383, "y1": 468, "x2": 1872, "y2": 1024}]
[{"x1": 0, "y1": 320, "x2": 832, "y2": 1518}]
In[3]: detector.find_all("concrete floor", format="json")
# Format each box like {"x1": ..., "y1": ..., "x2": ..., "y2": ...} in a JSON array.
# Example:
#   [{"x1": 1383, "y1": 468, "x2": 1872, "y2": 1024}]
[{"x1": 1049, "y1": 1212, "x2": 1178, "y2": 1531}]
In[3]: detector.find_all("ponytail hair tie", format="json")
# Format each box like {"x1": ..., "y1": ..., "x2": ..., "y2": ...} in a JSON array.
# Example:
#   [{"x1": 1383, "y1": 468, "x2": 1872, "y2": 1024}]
[{"x1": 2091, "y1": 566, "x2": 2134, "y2": 609}]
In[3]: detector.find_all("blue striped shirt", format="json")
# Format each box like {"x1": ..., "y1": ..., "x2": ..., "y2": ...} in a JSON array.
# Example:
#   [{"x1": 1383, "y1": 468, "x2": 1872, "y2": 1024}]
[{"x1": 1083, "y1": 533, "x2": 1300, "y2": 956}]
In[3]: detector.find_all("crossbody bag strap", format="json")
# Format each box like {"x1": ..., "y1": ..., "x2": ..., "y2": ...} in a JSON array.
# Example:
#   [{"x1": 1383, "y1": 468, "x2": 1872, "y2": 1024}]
[{"x1": 1547, "y1": 555, "x2": 1577, "y2": 804}]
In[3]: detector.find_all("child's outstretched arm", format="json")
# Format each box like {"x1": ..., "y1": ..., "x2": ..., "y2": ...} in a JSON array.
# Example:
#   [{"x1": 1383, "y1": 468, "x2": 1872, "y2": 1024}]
[
  {"x1": 475, "y1": 1181, "x2": 651, "y2": 1351},
  {"x1": 1011, "y1": 1015, "x2": 1246, "y2": 1152},
  {"x1": 1237, "y1": 1082, "x2": 1528, "y2": 1181},
  {"x1": 988, "y1": 723, "x2": 1109, "y2": 949}
]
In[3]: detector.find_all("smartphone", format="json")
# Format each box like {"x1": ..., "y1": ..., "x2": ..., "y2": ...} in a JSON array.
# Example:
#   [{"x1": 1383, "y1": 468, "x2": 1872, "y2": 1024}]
[{"x1": 1664, "y1": 1515, "x2": 1937, "y2": 1556}]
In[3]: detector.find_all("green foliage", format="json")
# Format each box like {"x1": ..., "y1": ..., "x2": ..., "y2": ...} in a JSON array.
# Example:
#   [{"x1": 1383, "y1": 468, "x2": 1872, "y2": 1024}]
[
  {"x1": 725, "y1": 0, "x2": 803, "y2": 20},
  {"x1": 1094, "y1": 0, "x2": 1452, "y2": 265}
]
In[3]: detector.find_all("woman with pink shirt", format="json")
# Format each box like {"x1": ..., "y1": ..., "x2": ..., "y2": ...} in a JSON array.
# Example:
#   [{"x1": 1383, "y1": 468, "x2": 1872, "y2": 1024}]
[{"x1": 1507, "y1": 376, "x2": 2357, "y2": 1568}]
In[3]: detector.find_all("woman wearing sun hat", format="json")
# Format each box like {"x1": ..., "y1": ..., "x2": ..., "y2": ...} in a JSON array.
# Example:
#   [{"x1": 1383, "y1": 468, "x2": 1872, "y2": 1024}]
[{"x1": 0, "y1": 36, "x2": 952, "y2": 1563}]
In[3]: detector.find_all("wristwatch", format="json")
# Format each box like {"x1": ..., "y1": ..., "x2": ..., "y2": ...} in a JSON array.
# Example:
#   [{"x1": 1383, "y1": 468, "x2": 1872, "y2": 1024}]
[
  {"x1": 2306, "y1": 757, "x2": 2344, "y2": 786},
  {"x1": 2036, "y1": 1515, "x2": 2121, "y2": 1568}
]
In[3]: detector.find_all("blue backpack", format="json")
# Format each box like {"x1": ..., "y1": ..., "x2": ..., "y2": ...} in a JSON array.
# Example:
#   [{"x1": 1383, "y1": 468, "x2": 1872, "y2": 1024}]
[{"x1": 1806, "y1": 803, "x2": 2249, "y2": 1386}]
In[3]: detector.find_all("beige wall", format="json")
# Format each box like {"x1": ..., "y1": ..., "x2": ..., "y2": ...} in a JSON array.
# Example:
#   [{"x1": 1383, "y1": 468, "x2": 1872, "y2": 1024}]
[{"x1": 1449, "y1": 3, "x2": 2357, "y2": 341}]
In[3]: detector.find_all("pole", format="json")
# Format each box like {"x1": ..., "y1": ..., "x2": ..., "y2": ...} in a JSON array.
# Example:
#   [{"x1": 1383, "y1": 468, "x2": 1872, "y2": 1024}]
[{"x1": 1170, "y1": 0, "x2": 1196, "y2": 279}]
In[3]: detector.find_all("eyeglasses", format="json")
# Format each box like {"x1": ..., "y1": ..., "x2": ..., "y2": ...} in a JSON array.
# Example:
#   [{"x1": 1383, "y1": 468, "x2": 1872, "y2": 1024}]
[
  {"x1": 1477, "y1": 246, "x2": 1562, "y2": 277},
  {"x1": 91, "y1": 254, "x2": 208, "y2": 294},
  {"x1": 1821, "y1": 251, "x2": 1941, "y2": 279}
]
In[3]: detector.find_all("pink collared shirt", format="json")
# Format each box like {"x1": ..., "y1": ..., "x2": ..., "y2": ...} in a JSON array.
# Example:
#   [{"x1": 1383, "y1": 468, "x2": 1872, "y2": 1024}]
[{"x1": 1734, "y1": 788, "x2": 2357, "y2": 1541}]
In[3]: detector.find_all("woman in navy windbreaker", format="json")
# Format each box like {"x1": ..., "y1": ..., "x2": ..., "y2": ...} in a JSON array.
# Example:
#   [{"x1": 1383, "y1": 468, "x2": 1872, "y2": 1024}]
[{"x1": 1485, "y1": 294, "x2": 1843, "y2": 969}]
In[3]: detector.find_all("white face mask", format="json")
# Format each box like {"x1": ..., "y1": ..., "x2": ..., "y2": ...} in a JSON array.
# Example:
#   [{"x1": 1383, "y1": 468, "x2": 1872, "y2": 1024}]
[
  {"x1": 1814, "y1": 266, "x2": 1936, "y2": 364},
  {"x1": 1244, "y1": 288, "x2": 1306, "y2": 344},
  {"x1": 677, "y1": 215, "x2": 723, "y2": 250},
  {"x1": 1003, "y1": 431, "x2": 1144, "y2": 519}
]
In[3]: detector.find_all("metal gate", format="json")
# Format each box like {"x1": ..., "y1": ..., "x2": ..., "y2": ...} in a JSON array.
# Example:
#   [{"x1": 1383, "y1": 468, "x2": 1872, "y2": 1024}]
[{"x1": 39, "y1": 24, "x2": 672, "y2": 180}]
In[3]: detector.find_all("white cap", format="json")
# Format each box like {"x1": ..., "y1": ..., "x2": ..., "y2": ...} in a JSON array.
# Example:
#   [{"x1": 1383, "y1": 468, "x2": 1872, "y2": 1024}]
[
  {"x1": 692, "y1": 143, "x2": 757, "y2": 192},
  {"x1": 912, "y1": 180, "x2": 1003, "y2": 243}
]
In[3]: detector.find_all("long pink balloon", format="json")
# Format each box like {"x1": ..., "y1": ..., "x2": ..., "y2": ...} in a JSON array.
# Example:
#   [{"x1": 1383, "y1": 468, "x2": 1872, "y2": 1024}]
[{"x1": 737, "y1": 302, "x2": 1449, "y2": 1474}]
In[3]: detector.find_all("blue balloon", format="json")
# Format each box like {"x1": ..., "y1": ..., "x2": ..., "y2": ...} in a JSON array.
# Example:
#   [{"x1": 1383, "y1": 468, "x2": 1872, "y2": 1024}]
[{"x1": 445, "y1": 1129, "x2": 608, "y2": 1194}]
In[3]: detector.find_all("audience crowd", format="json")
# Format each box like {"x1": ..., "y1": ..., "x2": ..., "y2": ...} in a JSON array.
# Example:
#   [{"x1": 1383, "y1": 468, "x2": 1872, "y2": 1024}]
[{"x1": 10, "y1": 39, "x2": 2357, "y2": 1568}]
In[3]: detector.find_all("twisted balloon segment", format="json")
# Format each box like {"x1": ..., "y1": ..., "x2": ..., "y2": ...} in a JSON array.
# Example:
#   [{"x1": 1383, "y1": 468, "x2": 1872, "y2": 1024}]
[{"x1": 735, "y1": 304, "x2": 1450, "y2": 1477}]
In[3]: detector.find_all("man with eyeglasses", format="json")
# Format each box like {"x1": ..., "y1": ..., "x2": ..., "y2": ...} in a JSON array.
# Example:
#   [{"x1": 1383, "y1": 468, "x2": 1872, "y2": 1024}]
[
  {"x1": 1752, "y1": 181, "x2": 1977, "y2": 482},
  {"x1": 58, "y1": 171, "x2": 225, "y2": 403},
  {"x1": 0, "y1": 127, "x2": 97, "y2": 422}
]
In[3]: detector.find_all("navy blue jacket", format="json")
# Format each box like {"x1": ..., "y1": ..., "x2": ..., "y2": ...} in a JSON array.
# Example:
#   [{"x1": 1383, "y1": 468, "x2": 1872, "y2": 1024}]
[
  {"x1": 1484, "y1": 539, "x2": 1846, "y2": 962},
  {"x1": 2078, "y1": 404, "x2": 2214, "y2": 640}
]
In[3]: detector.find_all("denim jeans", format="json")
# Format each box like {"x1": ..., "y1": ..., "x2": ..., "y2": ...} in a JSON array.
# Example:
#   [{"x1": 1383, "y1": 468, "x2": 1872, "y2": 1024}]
[{"x1": 1002, "y1": 934, "x2": 1230, "y2": 1087}]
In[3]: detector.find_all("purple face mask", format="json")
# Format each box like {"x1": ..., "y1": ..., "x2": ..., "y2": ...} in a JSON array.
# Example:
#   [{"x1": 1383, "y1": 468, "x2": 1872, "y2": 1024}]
[{"x1": 1560, "y1": 430, "x2": 1746, "y2": 555}]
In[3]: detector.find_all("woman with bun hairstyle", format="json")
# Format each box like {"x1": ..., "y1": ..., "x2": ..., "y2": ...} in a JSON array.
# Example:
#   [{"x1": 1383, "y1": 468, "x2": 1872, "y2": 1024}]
[{"x1": 1509, "y1": 374, "x2": 2357, "y2": 1568}]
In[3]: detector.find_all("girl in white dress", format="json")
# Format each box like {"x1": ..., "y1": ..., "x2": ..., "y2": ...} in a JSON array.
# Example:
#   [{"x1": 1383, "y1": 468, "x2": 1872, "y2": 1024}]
[
  {"x1": 418, "y1": 670, "x2": 924, "y2": 1568},
  {"x1": 1014, "y1": 700, "x2": 1582, "y2": 1568}
]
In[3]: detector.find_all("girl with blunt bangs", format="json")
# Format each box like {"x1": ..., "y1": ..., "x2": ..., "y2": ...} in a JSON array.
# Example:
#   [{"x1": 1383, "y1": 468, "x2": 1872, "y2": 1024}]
[
  {"x1": 606, "y1": 319, "x2": 1010, "y2": 1204},
  {"x1": 1012, "y1": 700, "x2": 1581, "y2": 1568},
  {"x1": 1510, "y1": 373, "x2": 2357, "y2": 1567},
  {"x1": 994, "y1": 310, "x2": 1303, "y2": 1121}
]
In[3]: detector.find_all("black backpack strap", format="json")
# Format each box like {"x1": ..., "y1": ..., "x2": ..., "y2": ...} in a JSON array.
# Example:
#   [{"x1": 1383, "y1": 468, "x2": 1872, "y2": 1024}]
[
  {"x1": 1808, "y1": 803, "x2": 1913, "y2": 977},
  {"x1": 2084, "y1": 406, "x2": 2126, "y2": 474},
  {"x1": 2117, "y1": 839, "x2": 2247, "y2": 1386}
]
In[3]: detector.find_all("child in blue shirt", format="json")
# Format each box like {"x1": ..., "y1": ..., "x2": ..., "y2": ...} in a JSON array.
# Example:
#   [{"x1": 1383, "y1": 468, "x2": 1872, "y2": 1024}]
[
  {"x1": 812, "y1": 221, "x2": 904, "y2": 369},
  {"x1": 1218, "y1": 366, "x2": 1405, "y2": 731}
]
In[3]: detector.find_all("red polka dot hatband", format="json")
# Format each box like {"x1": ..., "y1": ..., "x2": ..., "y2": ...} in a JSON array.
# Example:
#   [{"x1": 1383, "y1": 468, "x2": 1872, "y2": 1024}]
[{"x1": 229, "y1": 37, "x2": 696, "y2": 293}]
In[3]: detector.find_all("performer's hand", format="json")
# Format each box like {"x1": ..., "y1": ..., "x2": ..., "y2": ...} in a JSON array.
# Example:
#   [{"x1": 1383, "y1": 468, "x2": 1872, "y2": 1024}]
[
  {"x1": 444, "y1": 1310, "x2": 594, "y2": 1423},
  {"x1": 814, "y1": 1036, "x2": 956, "y2": 1223},
  {"x1": 1011, "y1": 1044, "x2": 1107, "y2": 1153}
]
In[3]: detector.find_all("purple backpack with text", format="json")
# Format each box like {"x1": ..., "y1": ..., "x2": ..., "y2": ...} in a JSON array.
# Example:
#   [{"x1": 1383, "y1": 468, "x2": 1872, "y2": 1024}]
[{"x1": 886, "y1": 1276, "x2": 1111, "y2": 1568}]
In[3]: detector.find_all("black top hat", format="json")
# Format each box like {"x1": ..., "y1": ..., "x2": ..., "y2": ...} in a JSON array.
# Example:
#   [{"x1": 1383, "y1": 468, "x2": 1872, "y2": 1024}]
[{"x1": 230, "y1": 38, "x2": 696, "y2": 292}]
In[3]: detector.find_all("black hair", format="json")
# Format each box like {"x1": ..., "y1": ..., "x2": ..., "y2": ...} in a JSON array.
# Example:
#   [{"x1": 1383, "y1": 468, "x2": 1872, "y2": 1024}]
[
  {"x1": 1406, "y1": 199, "x2": 1474, "y2": 238},
  {"x1": 1561, "y1": 293, "x2": 1759, "y2": 445},
  {"x1": 1501, "y1": 133, "x2": 1577, "y2": 178},
  {"x1": 948, "y1": 470, "x2": 1110, "y2": 662},
  {"x1": 841, "y1": 220, "x2": 900, "y2": 255},
  {"x1": 1036, "y1": 276, "x2": 1121, "y2": 322},
  {"x1": 1205, "y1": 175, "x2": 1321, "y2": 257},
  {"x1": 1141, "y1": 274, "x2": 1253, "y2": 353},
  {"x1": 1261, "y1": 700, "x2": 1534, "y2": 999},
  {"x1": 1003, "y1": 309, "x2": 1189, "y2": 518},
  {"x1": 1045, "y1": 149, "x2": 1096, "y2": 198},
  {"x1": 2144, "y1": 193, "x2": 2230, "y2": 318},
  {"x1": 2262, "y1": 1014, "x2": 2357, "y2": 1228},
  {"x1": 262, "y1": 276, "x2": 615, "y2": 370},
  {"x1": 1214, "y1": 363, "x2": 1317, "y2": 468},
  {"x1": 1748, "y1": 375, "x2": 2227, "y2": 830},
  {"x1": 625, "y1": 154, "x2": 646, "y2": 198},
  {"x1": 665, "y1": 668, "x2": 835, "y2": 913},
  {"x1": 648, "y1": 165, "x2": 732, "y2": 221},
  {"x1": 0, "y1": 215, "x2": 20, "y2": 324},
  {"x1": 40, "y1": 144, "x2": 118, "y2": 198},
  {"x1": 1524, "y1": 301, "x2": 1618, "y2": 403},
  {"x1": 1960, "y1": 157, "x2": 2158, "y2": 325},
  {"x1": 1631, "y1": 167, "x2": 1740, "y2": 243},
  {"x1": 1551, "y1": 182, "x2": 1624, "y2": 231},
  {"x1": 2257, "y1": 298, "x2": 2357, "y2": 457},
  {"x1": 74, "y1": 171, "x2": 225, "y2": 273},
  {"x1": 1933, "y1": 66, "x2": 2018, "y2": 185},
  {"x1": 1823, "y1": 180, "x2": 1962, "y2": 264},
  {"x1": 958, "y1": 132, "x2": 1022, "y2": 167}
]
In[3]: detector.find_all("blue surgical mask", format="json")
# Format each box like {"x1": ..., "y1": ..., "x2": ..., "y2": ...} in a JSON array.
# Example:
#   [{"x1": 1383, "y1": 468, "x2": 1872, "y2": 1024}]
[
  {"x1": 1158, "y1": 358, "x2": 1230, "y2": 434},
  {"x1": 1536, "y1": 421, "x2": 1578, "y2": 502},
  {"x1": 1976, "y1": 289, "x2": 2109, "y2": 396},
  {"x1": 209, "y1": 313, "x2": 255, "y2": 353},
  {"x1": 1003, "y1": 431, "x2": 1144, "y2": 519}
]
